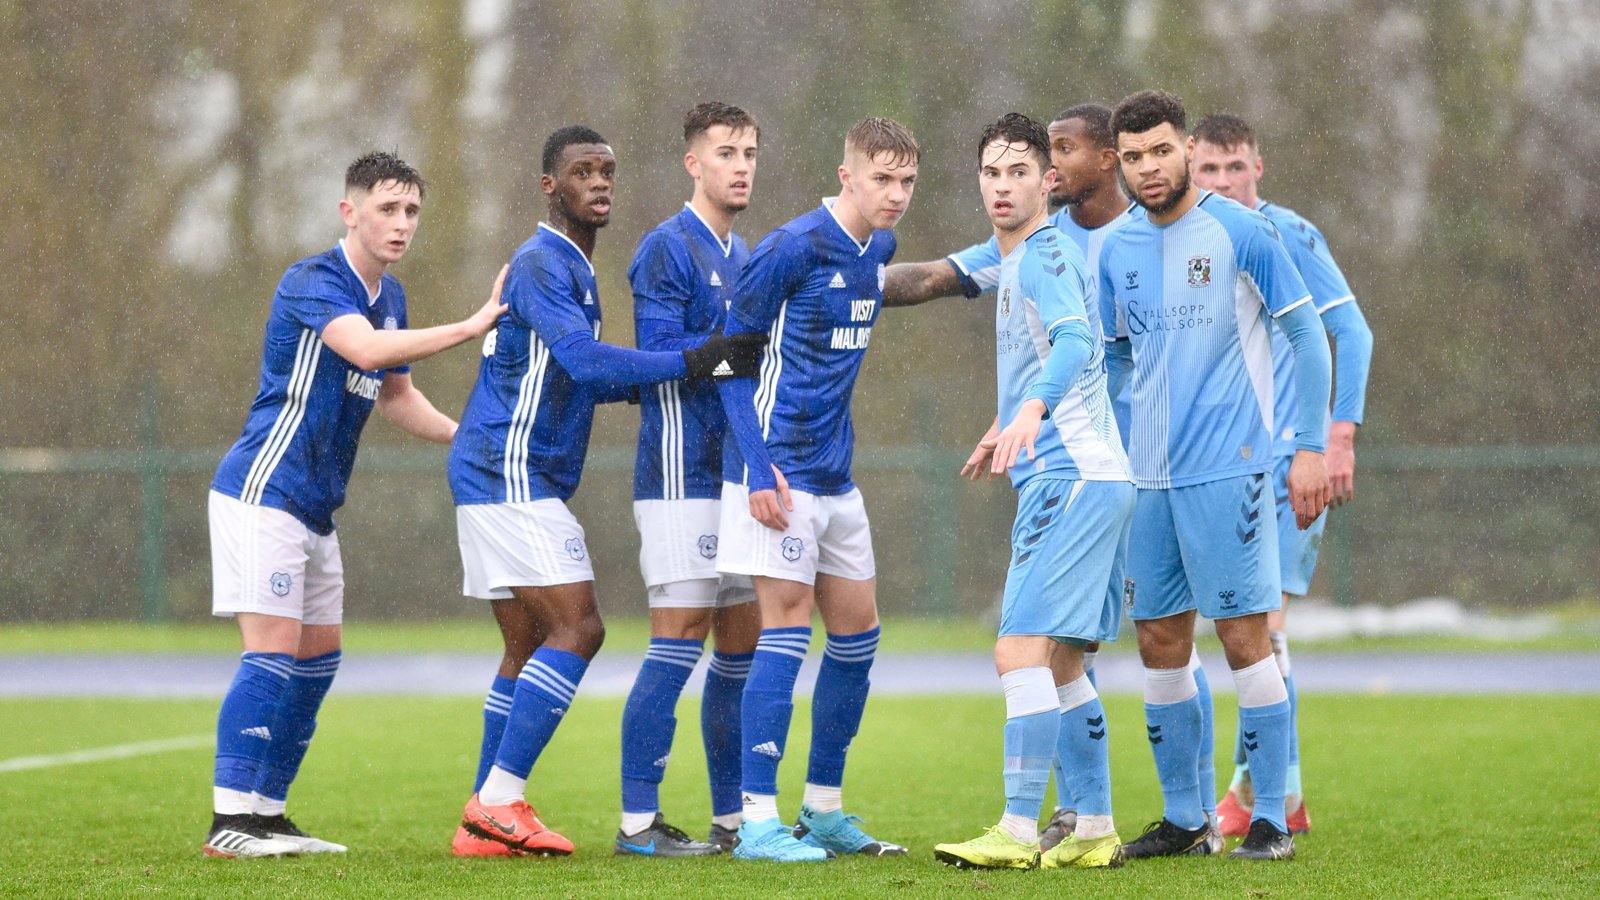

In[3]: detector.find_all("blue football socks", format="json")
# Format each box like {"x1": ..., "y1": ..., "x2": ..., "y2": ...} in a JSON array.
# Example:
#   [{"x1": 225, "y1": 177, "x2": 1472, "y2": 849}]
[
  {"x1": 252, "y1": 650, "x2": 340, "y2": 808},
  {"x1": 473, "y1": 675, "x2": 516, "y2": 794},
  {"x1": 1004, "y1": 709, "x2": 1059, "y2": 821},
  {"x1": 740, "y1": 627, "x2": 811, "y2": 796},
  {"x1": 703, "y1": 650, "x2": 753, "y2": 817},
  {"x1": 1239, "y1": 699, "x2": 1292, "y2": 831},
  {"x1": 493, "y1": 647, "x2": 588, "y2": 780},
  {"x1": 1144, "y1": 694, "x2": 1206, "y2": 831},
  {"x1": 214, "y1": 652, "x2": 293, "y2": 806},
  {"x1": 620, "y1": 638, "x2": 703, "y2": 814},
  {"x1": 1286, "y1": 671, "x2": 1302, "y2": 796},
  {"x1": 1056, "y1": 684, "x2": 1112, "y2": 817},
  {"x1": 1193, "y1": 659, "x2": 1218, "y2": 817},
  {"x1": 807, "y1": 626, "x2": 878, "y2": 789}
]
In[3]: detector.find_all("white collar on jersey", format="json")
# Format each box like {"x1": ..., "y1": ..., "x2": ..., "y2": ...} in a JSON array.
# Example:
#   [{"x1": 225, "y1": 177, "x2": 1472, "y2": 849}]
[
  {"x1": 683, "y1": 202, "x2": 734, "y2": 258},
  {"x1": 821, "y1": 196, "x2": 872, "y2": 256},
  {"x1": 538, "y1": 221, "x2": 596, "y2": 275},
  {"x1": 336, "y1": 239, "x2": 382, "y2": 306}
]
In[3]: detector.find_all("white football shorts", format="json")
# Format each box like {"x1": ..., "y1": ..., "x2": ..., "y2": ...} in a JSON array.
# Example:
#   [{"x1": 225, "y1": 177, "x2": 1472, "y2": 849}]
[
  {"x1": 716, "y1": 482, "x2": 876, "y2": 586},
  {"x1": 456, "y1": 500, "x2": 595, "y2": 600},
  {"x1": 209, "y1": 490, "x2": 344, "y2": 625},
  {"x1": 634, "y1": 498, "x2": 755, "y2": 608}
]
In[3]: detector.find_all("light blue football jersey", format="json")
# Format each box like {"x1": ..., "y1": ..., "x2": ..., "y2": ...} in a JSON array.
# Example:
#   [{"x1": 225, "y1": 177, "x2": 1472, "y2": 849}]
[
  {"x1": 950, "y1": 202, "x2": 1140, "y2": 447},
  {"x1": 1256, "y1": 199, "x2": 1368, "y2": 458},
  {"x1": 1097, "y1": 191, "x2": 1313, "y2": 489},
  {"x1": 212, "y1": 241, "x2": 409, "y2": 535},
  {"x1": 994, "y1": 224, "x2": 1131, "y2": 489}
]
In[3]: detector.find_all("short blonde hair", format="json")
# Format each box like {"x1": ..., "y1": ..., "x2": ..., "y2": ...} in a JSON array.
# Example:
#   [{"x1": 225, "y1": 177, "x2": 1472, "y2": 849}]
[{"x1": 845, "y1": 117, "x2": 919, "y2": 167}]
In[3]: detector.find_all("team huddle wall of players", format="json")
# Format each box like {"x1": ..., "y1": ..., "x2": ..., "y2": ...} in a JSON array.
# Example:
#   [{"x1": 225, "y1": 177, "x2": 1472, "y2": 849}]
[{"x1": 196, "y1": 91, "x2": 1370, "y2": 867}]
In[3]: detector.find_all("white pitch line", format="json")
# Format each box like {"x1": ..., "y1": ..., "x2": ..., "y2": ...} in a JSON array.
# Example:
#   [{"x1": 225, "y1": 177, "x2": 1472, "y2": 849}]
[{"x1": 0, "y1": 734, "x2": 214, "y2": 773}]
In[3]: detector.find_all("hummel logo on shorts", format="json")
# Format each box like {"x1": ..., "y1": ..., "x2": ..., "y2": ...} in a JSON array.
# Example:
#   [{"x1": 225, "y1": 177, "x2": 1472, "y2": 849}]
[
  {"x1": 712, "y1": 360, "x2": 734, "y2": 378},
  {"x1": 240, "y1": 726, "x2": 272, "y2": 740},
  {"x1": 752, "y1": 741, "x2": 782, "y2": 758}
]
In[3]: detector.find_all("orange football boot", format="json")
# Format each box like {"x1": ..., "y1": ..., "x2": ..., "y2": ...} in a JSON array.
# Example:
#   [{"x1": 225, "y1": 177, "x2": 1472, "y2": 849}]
[
  {"x1": 460, "y1": 794, "x2": 574, "y2": 856},
  {"x1": 453, "y1": 824, "x2": 520, "y2": 857}
]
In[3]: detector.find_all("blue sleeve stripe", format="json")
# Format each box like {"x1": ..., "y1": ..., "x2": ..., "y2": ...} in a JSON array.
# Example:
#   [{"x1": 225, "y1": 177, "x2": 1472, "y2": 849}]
[
  {"x1": 1315, "y1": 294, "x2": 1355, "y2": 314},
  {"x1": 1271, "y1": 294, "x2": 1314, "y2": 318}
]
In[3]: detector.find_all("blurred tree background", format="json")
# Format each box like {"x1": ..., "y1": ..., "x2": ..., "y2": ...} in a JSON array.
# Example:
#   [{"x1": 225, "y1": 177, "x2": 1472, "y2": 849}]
[{"x1": 2, "y1": 0, "x2": 1597, "y2": 621}]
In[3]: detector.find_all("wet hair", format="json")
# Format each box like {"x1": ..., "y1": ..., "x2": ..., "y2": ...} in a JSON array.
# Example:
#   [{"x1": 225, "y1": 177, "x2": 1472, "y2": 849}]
[
  {"x1": 344, "y1": 151, "x2": 425, "y2": 199},
  {"x1": 845, "y1": 117, "x2": 919, "y2": 167},
  {"x1": 978, "y1": 112, "x2": 1051, "y2": 172},
  {"x1": 1193, "y1": 112, "x2": 1257, "y2": 152},
  {"x1": 542, "y1": 125, "x2": 610, "y2": 175},
  {"x1": 1051, "y1": 103, "x2": 1116, "y2": 150},
  {"x1": 684, "y1": 102, "x2": 760, "y2": 145},
  {"x1": 1110, "y1": 90, "x2": 1188, "y2": 138}
]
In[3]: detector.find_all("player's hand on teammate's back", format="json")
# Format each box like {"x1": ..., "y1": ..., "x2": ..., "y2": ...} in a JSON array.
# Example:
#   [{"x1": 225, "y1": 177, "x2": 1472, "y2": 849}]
[
  {"x1": 990, "y1": 400, "x2": 1048, "y2": 476},
  {"x1": 749, "y1": 466, "x2": 794, "y2": 530},
  {"x1": 684, "y1": 332, "x2": 768, "y2": 380},
  {"x1": 1325, "y1": 421, "x2": 1357, "y2": 506},
  {"x1": 1286, "y1": 448, "x2": 1333, "y2": 529},
  {"x1": 961, "y1": 417, "x2": 1002, "y2": 481},
  {"x1": 465, "y1": 265, "x2": 510, "y2": 338}
]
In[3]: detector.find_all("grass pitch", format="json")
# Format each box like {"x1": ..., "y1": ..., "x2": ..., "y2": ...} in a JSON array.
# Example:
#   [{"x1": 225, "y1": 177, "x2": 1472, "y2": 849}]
[{"x1": 1, "y1": 694, "x2": 1596, "y2": 899}]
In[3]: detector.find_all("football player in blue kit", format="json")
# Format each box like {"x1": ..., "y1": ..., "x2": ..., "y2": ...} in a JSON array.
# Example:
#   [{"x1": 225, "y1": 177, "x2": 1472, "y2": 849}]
[
  {"x1": 446, "y1": 126, "x2": 765, "y2": 858},
  {"x1": 205, "y1": 152, "x2": 509, "y2": 858},
  {"x1": 714, "y1": 117, "x2": 920, "y2": 862},
  {"x1": 616, "y1": 103, "x2": 764, "y2": 857},
  {"x1": 1096, "y1": 91, "x2": 1333, "y2": 862},
  {"x1": 929, "y1": 113, "x2": 1134, "y2": 872},
  {"x1": 1190, "y1": 113, "x2": 1374, "y2": 839}
]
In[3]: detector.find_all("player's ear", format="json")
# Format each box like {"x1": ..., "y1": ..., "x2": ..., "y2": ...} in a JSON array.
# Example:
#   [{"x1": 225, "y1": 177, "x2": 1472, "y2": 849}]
[
  {"x1": 539, "y1": 173, "x2": 556, "y2": 196},
  {"x1": 338, "y1": 195, "x2": 358, "y2": 229},
  {"x1": 684, "y1": 150, "x2": 699, "y2": 181}
]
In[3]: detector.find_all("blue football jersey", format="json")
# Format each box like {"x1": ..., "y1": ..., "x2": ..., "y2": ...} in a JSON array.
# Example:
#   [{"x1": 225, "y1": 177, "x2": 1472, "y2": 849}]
[
  {"x1": 994, "y1": 225, "x2": 1131, "y2": 489},
  {"x1": 950, "y1": 203, "x2": 1140, "y2": 448},
  {"x1": 630, "y1": 204, "x2": 750, "y2": 501},
  {"x1": 1257, "y1": 200, "x2": 1365, "y2": 458},
  {"x1": 449, "y1": 224, "x2": 606, "y2": 505},
  {"x1": 212, "y1": 241, "x2": 409, "y2": 535},
  {"x1": 1098, "y1": 192, "x2": 1313, "y2": 489},
  {"x1": 720, "y1": 199, "x2": 896, "y2": 496}
]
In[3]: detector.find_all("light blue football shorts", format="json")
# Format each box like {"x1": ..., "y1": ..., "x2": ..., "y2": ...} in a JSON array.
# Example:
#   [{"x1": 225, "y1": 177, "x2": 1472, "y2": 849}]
[
  {"x1": 1274, "y1": 454, "x2": 1327, "y2": 597},
  {"x1": 999, "y1": 477, "x2": 1136, "y2": 644},
  {"x1": 1125, "y1": 472, "x2": 1282, "y2": 621}
]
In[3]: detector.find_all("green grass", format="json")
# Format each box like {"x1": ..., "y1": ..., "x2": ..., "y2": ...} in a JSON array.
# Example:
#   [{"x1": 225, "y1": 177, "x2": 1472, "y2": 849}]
[
  {"x1": 2, "y1": 618, "x2": 1596, "y2": 655},
  {"x1": 1, "y1": 694, "x2": 1597, "y2": 898}
]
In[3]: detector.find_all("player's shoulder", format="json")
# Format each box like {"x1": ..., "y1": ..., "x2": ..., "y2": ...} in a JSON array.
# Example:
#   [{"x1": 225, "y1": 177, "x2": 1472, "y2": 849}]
[
  {"x1": 278, "y1": 247, "x2": 352, "y2": 297},
  {"x1": 379, "y1": 271, "x2": 405, "y2": 301},
  {"x1": 1198, "y1": 192, "x2": 1283, "y2": 249},
  {"x1": 1258, "y1": 200, "x2": 1330, "y2": 249},
  {"x1": 633, "y1": 215, "x2": 690, "y2": 261},
  {"x1": 1023, "y1": 225, "x2": 1084, "y2": 281}
]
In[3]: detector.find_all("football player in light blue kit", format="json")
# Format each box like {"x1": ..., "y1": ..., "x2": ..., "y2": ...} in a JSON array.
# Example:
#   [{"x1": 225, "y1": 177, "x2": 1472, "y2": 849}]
[
  {"x1": 206, "y1": 152, "x2": 508, "y2": 858},
  {"x1": 447, "y1": 126, "x2": 765, "y2": 858},
  {"x1": 714, "y1": 117, "x2": 921, "y2": 863},
  {"x1": 617, "y1": 103, "x2": 764, "y2": 857},
  {"x1": 1097, "y1": 91, "x2": 1333, "y2": 862},
  {"x1": 884, "y1": 104, "x2": 1227, "y2": 854},
  {"x1": 1191, "y1": 113, "x2": 1374, "y2": 838},
  {"x1": 929, "y1": 113, "x2": 1135, "y2": 872}
]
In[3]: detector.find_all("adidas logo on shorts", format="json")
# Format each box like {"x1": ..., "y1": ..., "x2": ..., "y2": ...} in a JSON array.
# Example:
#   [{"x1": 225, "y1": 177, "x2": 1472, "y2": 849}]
[
  {"x1": 751, "y1": 741, "x2": 782, "y2": 758},
  {"x1": 240, "y1": 726, "x2": 272, "y2": 740}
]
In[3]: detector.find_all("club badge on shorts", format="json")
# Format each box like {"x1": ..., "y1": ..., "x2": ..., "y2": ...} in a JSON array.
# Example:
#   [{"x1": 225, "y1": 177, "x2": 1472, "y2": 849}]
[
  {"x1": 565, "y1": 537, "x2": 586, "y2": 561},
  {"x1": 269, "y1": 571, "x2": 293, "y2": 597},
  {"x1": 697, "y1": 534, "x2": 718, "y2": 559},
  {"x1": 781, "y1": 536, "x2": 804, "y2": 562}
]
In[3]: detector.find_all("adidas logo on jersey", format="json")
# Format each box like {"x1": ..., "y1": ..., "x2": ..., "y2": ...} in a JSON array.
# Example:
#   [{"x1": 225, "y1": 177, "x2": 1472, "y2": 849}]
[
  {"x1": 240, "y1": 726, "x2": 272, "y2": 740},
  {"x1": 751, "y1": 741, "x2": 782, "y2": 758},
  {"x1": 709, "y1": 271, "x2": 722, "y2": 286},
  {"x1": 583, "y1": 289, "x2": 594, "y2": 305},
  {"x1": 711, "y1": 360, "x2": 734, "y2": 378},
  {"x1": 828, "y1": 272, "x2": 846, "y2": 289}
]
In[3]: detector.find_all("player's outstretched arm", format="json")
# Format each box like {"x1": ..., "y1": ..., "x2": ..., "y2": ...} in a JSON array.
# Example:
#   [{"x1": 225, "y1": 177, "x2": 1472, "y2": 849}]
[
  {"x1": 961, "y1": 417, "x2": 1001, "y2": 481},
  {"x1": 1319, "y1": 300, "x2": 1373, "y2": 505},
  {"x1": 375, "y1": 372, "x2": 456, "y2": 444},
  {"x1": 321, "y1": 265, "x2": 508, "y2": 371},
  {"x1": 882, "y1": 260, "x2": 972, "y2": 307}
]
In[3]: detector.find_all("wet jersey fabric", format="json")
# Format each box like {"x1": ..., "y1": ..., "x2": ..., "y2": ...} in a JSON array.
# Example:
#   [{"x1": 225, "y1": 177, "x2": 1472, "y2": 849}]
[
  {"x1": 631, "y1": 204, "x2": 750, "y2": 501},
  {"x1": 449, "y1": 223, "x2": 686, "y2": 506},
  {"x1": 1256, "y1": 200, "x2": 1373, "y2": 459},
  {"x1": 1098, "y1": 191, "x2": 1319, "y2": 490},
  {"x1": 949, "y1": 203, "x2": 1140, "y2": 448},
  {"x1": 992, "y1": 224, "x2": 1131, "y2": 489},
  {"x1": 213, "y1": 241, "x2": 409, "y2": 536},
  {"x1": 718, "y1": 199, "x2": 895, "y2": 496}
]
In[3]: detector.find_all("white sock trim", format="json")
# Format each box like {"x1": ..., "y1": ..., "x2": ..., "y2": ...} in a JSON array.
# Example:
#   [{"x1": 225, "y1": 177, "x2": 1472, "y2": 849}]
[
  {"x1": 1000, "y1": 812, "x2": 1038, "y2": 844},
  {"x1": 1075, "y1": 813, "x2": 1115, "y2": 840},
  {"x1": 620, "y1": 811, "x2": 657, "y2": 836},
  {"x1": 1143, "y1": 665, "x2": 1198, "y2": 705},
  {"x1": 1187, "y1": 645, "x2": 1202, "y2": 672},
  {"x1": 477, "y1": 766, "x2": 528, "y2": 807},
  {"x1": 213, "y1": 787, "x2": 253, "y2": 816},
  {"x1": 711, "y1": 812, "x2": 743, "y2": 831},
  {"x1": 1269, "y1": 630, "x2": 1291, "y2": 677},
  {"x1": 1081, "y1": 650, "x2": 1098, "y2": 672},
  {"x1": 802, "y1": 782, "x2": 843, "y2": 813},
  {"x1": 1055, "y1": 674, "x2": 1098, "y2": 713},
  {"x1": 251, "y1": 792, "x2": 286, "y2": 817},
  {"x1": 1232, "y1": 655, "x2": 1289, "y2": 708},
  {"x1": 1001, "y1": 666, "x2": 1059, "y2": 718},
  {"x1": 742, "y1": 792, "x2": 779, "y2": 822}
]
